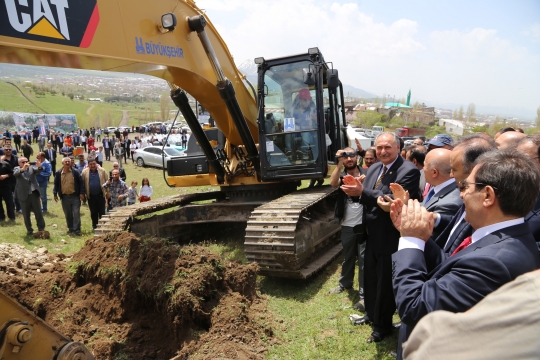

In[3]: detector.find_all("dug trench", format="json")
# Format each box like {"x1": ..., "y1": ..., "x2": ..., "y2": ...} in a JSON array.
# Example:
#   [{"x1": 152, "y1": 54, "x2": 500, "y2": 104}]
[{"x1": 0, "y1": 233, "x2": 274, "y2": 359}]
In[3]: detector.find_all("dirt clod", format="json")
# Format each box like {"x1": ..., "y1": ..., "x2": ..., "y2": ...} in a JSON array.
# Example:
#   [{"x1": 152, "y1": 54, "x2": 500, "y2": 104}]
[{"x1": 0, "y1": 233, "x2": 271, "y2": 359}]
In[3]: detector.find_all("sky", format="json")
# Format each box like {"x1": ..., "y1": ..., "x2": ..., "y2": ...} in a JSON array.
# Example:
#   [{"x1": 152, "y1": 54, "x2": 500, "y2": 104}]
[{"x1": 197, "y1": 0, "x2": 540, "y2": 119}]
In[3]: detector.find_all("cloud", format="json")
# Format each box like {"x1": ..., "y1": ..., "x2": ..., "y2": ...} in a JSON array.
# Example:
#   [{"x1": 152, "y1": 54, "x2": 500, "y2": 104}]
[
  {"x1": 522, "y1": 22, "x2": 540, "y2": 42},
  {"x1": 197, "y1": 0, "x2": 540, "y2": 115}
]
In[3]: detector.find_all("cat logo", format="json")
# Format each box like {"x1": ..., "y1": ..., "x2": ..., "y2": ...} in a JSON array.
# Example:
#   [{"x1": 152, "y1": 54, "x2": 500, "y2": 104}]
[{"x1": 1, "y1": 0, "x2": 99, "y2": 48}]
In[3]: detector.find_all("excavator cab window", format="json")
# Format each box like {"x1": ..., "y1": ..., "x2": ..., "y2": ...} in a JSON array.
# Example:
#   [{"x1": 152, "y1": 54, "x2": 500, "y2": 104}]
[{"x1": 258, "y1": 60, "x2": 327, "y2": 181}]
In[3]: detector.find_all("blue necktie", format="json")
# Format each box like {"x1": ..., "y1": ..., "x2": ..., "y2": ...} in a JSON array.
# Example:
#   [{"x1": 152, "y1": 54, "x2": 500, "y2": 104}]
[{"x1": 425, "y1": 188, "x2": 435, "y2": 203}]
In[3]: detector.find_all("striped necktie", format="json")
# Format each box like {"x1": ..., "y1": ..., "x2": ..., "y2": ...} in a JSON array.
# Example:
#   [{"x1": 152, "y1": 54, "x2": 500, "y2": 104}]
[{"x1": 373, "y1": 166, "x2": 388, "y2": 190}]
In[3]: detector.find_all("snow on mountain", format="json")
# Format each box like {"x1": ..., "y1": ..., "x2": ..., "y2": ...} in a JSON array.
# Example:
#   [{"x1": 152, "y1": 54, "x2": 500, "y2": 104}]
[{"x1": 236, "y1": 59, "x2": 258, "y2": 75}]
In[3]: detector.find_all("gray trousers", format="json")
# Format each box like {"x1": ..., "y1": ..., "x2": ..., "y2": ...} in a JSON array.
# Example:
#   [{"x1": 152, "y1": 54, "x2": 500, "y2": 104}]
[
  {"x1": 339, "y1": 225, "x2": 366, "y2": 297},
  {"x1": 61, "y1": 194, "x2": 81, "y2": 233},
  {"x1": 20, "y1": 191, "x2": 45, "y2": 234}
]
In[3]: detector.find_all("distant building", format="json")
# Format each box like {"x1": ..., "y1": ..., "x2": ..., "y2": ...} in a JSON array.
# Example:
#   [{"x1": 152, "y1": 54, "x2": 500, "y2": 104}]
[{"x1": 439, "y1": 119, "x2": 464, "y2": 136}]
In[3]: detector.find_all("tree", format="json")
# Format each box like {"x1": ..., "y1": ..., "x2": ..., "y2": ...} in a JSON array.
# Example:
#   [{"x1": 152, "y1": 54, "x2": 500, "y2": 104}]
[
  {"x1": 426, "y1": 126, "x2": 448, "y2": 139},
  {"x1": 160, "y1": 92, "x2": 170, "y2": 121},
  {"x1": 452, "y1": 109, "x2": 458, "y2": 119},
  {"x1": 536, "y1": 106, "x2": 540, "y2": 130},
  {"x1": 389, "y1": 115, "x2": 405, "y2": 129},
  {"x1": 458, "y1": 106, "x2": 464, "y2": 121},
  {"x1": 413, "y1": 101, "x2": 422, "y2": 109},
  {"x1": 355, "y1": 111, "x2": 384, "y2": 128},
  {"x1": 68, "y1": 93, "x2": 74, "y2": 100},
  {"x1": 466, "y1": 103, "x2": 476, "y2": 123}
]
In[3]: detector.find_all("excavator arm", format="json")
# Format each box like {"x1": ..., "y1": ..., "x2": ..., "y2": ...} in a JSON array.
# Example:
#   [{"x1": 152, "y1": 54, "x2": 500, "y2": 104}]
[{"x1": 0, "y1": 0, "x2": 258, "y2": 147}]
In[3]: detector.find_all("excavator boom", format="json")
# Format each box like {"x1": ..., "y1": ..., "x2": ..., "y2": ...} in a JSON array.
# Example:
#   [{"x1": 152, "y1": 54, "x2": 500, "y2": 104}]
[{"x1": 0, "y1": 0, "x2": 258, "y2": 146}]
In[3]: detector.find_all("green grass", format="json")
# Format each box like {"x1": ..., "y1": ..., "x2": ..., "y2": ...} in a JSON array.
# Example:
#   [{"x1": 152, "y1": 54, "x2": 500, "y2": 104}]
[{"x1": 0, "y1": 81, "x2": 167, "y2": 129}]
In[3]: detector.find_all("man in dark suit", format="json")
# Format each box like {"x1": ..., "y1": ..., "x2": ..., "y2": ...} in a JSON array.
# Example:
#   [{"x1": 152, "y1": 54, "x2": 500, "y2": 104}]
[
  {"x1": 44, "y1": 142, "x2": 57, "y2": 177},
  {"x1": 431, "y1": 135, "x2": 496, "y2": 253},
  {"x1": 391, "y1": 151, "x2": 540, "y2": 360},
  {"x1": 421, "y1": 149, "x2": 462, "y2": 239},
  {"x1": 55, "y1": 133, "x2": 64, "y2": 151},
  {"x1": 341, "y1": 132, "x2": 420, "y2": 343},
  {"x1": 328, "y1": 147, "x2": 368, "y2": 311},
  {"x1": 14, "y1": 156, "x2": 46, "y2": 236}
]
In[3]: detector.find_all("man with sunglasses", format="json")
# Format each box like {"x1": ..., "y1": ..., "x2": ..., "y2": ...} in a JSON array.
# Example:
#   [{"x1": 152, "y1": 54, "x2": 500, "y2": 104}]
[
  {"x1": 329, "y1": 147, "x2": 367, "y2": 311},
  {"x1": 390, "y1": 151, "x2": 540, "y2": 360}
]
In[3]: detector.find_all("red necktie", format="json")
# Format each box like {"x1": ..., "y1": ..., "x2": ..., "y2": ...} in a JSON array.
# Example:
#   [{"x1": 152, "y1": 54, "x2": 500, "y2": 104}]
[{"x1": 451, "y1": 236, "x2": 472, "y2": 256}]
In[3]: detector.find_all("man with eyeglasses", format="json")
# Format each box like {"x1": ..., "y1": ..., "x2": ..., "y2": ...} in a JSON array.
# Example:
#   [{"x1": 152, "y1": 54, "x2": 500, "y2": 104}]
[
  {"x1": 390, "y1": 151, "x2": 540, "y2": 360},
  {"x1": 328, "y1": 147, "x2": 368, "y2": 312},
  {"x1": 14, "y1": 157, "x2": 46, "y2": 236}
]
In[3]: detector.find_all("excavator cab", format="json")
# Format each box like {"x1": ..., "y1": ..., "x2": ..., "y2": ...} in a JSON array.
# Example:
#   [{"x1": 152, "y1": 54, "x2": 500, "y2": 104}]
[{"x1": 256, "y1": 48, "x2": 347, "y2": 182}]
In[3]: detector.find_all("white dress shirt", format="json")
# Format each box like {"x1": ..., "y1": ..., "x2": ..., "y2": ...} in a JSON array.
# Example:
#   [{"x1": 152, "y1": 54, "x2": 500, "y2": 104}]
[{"x1": 398, "y1": 217, "x2": 524, "y2": 252}]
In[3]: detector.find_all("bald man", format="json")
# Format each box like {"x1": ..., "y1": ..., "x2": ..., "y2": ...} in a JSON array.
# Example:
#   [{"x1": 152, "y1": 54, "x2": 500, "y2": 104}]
[
  {"x1": 495, "y1": 131, "x2": 526, "y2": 150},
  {"x1": 422, "y1": 149, "x2": 463, "y2": 239}
]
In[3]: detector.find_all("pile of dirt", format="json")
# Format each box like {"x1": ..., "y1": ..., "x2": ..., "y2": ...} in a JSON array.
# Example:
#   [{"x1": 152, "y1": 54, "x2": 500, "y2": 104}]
[{"x1": 0, "y1": 233, "x2": 273, "y2": 359}]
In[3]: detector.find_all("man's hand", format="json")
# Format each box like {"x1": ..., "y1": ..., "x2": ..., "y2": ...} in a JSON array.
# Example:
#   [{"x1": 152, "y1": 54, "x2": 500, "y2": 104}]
[
  {"x1": 390, "y1": 198, "x2": 404, "y2": 231},
  {"x1": 35, "y1": 159, "x2": 42, "y2": 168},
  {"x1": 377, "y1": 195, "x2": 394, "y2": 212},
  {"x1": 0, "y1": 174, "x2": 7, "y2": 181},
  {"x1": 117, "y1": 195, "x2": 123, "y2": 201},
  {"x1": 79, "y1": 194, "x2": 85, "y2": 201},
  {"x1": 340, "y1": 176, "x2": 364, "y2": 196},
  {"x1": 399, "y1": 200, "x2": 434, "y2": 241},
  {"x1": 389, "y1": 183, "x2": 409, "y2": 203},
  {"x1": 335, "y1": 150, "x2": 345, "y2": 166},
  {"x1": 54, "y1": 194, "x2": 58, "y2": 203},
  {"x1": 354, "y1": 138, "x2": 363, "y2": 152}
]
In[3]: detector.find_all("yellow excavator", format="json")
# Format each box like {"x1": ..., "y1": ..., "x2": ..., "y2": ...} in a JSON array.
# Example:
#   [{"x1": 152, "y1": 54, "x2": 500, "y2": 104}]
[{"x1": 0, "y1": 0, "x2": 353, "y2": 356}]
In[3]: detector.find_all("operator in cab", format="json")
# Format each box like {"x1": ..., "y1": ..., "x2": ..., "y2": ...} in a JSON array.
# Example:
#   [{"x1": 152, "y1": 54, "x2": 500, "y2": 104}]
[{"x1": 285, "y1": 88, "x2": 318, "y2": 161}]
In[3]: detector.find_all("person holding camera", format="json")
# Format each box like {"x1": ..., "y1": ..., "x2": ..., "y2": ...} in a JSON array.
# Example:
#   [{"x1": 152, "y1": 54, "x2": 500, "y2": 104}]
[
  {"x1": 328, "y1": 147, "x2": 368, "y2": 310},
  {"x1": 53, "y1": 157, "x2": 85, "y2": 236},
  {"x1": 14, "y1": 156, "x2": 46, "y2": 236}
]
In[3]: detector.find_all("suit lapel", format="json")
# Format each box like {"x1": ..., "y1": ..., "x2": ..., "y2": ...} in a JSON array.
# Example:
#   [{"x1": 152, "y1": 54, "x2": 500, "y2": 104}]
[{"x1": 424, "y1": 183, "x2": 455, "y2": 208}]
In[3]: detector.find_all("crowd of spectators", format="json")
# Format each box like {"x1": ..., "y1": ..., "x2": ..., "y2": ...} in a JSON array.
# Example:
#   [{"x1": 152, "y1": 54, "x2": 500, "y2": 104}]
[{"x1": 331, "y1": 129, "x2": 540, "y2": 359}]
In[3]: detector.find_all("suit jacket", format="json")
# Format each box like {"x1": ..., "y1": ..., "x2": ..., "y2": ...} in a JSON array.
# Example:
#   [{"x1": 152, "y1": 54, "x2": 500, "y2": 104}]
[
  {"x1": 422, "y1": 183, "x2": 462, "y2": 240},
  {"x1": 360, "y1": 156, "x2": 421, "y2": 254},
  {"x1": 13, "y1": 165, "x2": 42, "y2": 201},
  {"x1": 392, "y1": 223, "x2": 540, "y2": 359},
  {"x1": 44, "y1": 148, "x2": 57, "y2": 164},
  {"x1": 432, "y1": 204, "x2": 473, "y2": 254},
  {"x1": 525, "y1": 194, "x2": 540, "y2": 252}
]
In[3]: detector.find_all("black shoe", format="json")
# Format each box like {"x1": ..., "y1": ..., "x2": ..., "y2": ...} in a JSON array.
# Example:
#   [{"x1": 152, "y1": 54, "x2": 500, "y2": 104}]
[
  {"x1": 27, "y1": 231, "x2": 33, "y2": 236},
  {"x1": 367, "y1": 330, "x2": 391, "y2": 343},
  {"x1": 353, "y1": 299, "x2": 365, "y2": 312}
]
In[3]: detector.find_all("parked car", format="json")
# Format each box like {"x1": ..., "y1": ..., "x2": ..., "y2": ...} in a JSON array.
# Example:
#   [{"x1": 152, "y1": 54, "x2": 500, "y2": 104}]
[
  {"x1": 118, "y1": 126, "x2": 132, "y2": 133},
  {"x1": 133, "y1": 145, "x2": 184, "y2": 168},
  {"x1": 105, "y1": 126, "x2": 117, "y2": 134}
]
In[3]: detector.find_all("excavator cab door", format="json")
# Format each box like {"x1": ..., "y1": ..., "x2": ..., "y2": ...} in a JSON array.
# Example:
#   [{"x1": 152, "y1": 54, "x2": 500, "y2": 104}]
[{"x1": 257, "y1": 52, "x2": 341, "y2": 182}]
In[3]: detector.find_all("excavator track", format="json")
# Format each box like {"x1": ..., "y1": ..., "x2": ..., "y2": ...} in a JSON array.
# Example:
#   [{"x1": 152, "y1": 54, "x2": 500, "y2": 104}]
[
  {"x1": 244, "y1": 186, "x2": 342, "y2": 279},
  {"x1": 95, "y1": 187, "x2": 342, "y2": 280}
]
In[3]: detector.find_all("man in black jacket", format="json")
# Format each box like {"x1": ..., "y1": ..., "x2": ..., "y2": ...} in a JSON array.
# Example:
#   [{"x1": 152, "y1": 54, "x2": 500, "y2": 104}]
[
  {"x1": 329, "y1": 147, "x2": 367, "y2": 311},
  {"x1": 13, "y1": 131, "x2": 21, "y2": 152},
  {"x1": 0, "y1": 155, "x2": 14, "y2": 221},
  {"x1": 44, "y1": 142, "x2": 57, "y2": 177},
  {"x1": 341, "y1": 132, "x2": 420, "y2": 343}
]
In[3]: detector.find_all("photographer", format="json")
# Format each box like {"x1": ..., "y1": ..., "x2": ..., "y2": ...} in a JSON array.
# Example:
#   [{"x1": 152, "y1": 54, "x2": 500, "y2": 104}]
[
  {"x1": 14, "y1": 157, "x2": 46, "y2": 236},
  {"x1": 328, "y1": 147, "x2": 367, "y2": 311}
]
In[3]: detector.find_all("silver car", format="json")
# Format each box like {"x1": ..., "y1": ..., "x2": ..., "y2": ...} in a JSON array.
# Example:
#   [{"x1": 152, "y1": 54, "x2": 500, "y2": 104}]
[{"x1": 133, "y1": 146, "x2": 184, "y2": 168}]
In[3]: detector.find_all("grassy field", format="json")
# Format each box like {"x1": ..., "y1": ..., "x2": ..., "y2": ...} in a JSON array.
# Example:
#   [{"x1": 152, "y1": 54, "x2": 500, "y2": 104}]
[
  {"x1": 0, "y1": 81, "x2": 166, "y2": 129},
  {"x1": 0, "y1": 140, "x2": 398, "y2": 359}
]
